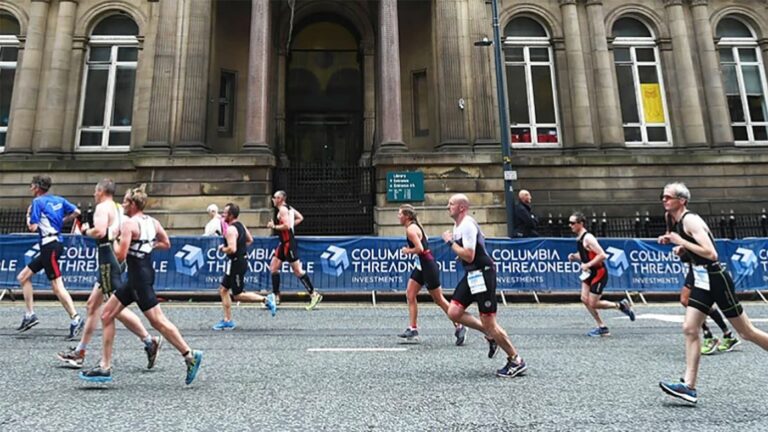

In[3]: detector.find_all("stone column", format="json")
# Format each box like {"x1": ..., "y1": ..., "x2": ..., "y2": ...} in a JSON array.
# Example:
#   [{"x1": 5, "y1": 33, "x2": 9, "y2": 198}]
[
  {"x1": 177, "y1": 0, "x2": 213, "y2": 152},
  {"x1": 378, "y1": 0, "x2": 406, "y2": 151},
  {"x1": 35, "y1": 0, "x2": 78, "y2": 154},
  {"x1": 690, "y1": 0, "x2": 733, "y2": 147},
  {"x1": 559, "y1": 0, "x2": 596, "y2": 148},
  {"x1": 467, "y1": 0, "x2": 496, "y2": 150},
  {"x1": 243, "y1": 0, "x2": 272, "y2": 153},
  {"x1": 145, "y1": 0, "x2": 180, "y2": 153},
  {"x1": 585, "y1": 0, "x2": 623, "y2": 148},
  {"x1": 4, "y1": 0, "x2": 50, "y2": 155},
  {"x1": 433, "y1": 0, "x2": 468, "y2": 150},
  {"x1": 275, "y1": 50, "x2": 288, "y2": 165},
  {"x1": 665, "y1": 0, "x2": 707, "y2": 146},
  {"x1": 361, "y1": 41, "x2": 376, "y2": 164}
]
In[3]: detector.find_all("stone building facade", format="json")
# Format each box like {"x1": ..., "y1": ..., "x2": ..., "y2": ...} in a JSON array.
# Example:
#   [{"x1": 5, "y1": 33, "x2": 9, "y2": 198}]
[{"x1": 1, "y1": 0, "x2": 768, "y2": 236}]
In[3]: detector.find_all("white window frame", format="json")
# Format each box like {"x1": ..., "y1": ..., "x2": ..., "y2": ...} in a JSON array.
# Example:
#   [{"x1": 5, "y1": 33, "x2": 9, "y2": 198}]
[
  {"x1": 0, "y1": 34, "x2": 20, "y2": 153},
  {"x1": 75, "y1": 35, "x2": 138, "y2": 152},
  {"x1": 718, "y1": 33, "x2": 768, "y2": 146},
  {"x1": 503, "y1": 36, "x2": 561, "y2": 148},
  {"x1": 613, "y1": 37, "x2": 672, "y2": 147}
]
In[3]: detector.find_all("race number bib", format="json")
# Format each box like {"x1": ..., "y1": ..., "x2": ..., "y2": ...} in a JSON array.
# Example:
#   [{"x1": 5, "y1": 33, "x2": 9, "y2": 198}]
[
  {"x1": 579, "y1": 271, "x2": 591, "y2": 281},
  {"x1": 693, "y1": 266, "x2": 710, "y2": 291},
  {"x1": 468, "y1": 270, "x2": 487, "y2": 295}
]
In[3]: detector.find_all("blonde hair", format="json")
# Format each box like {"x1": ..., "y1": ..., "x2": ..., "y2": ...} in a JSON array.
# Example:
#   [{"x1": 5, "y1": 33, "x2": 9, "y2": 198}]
[
  {"x1": 399, "y1": 204, "x2": 425, "y2": 235},
  {"x1": 126, "y1": 184, "x2": 148, "y2": 211}
]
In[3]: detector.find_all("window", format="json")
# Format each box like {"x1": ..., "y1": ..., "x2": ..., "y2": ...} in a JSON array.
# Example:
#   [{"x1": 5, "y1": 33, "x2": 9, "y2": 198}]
[
  {"x1": 412, "y1": 70, "x2": 429, "y2": 137},
  {"x1": 503, "y1": 17, "x2": 560, "y2": 147},
  {"x1": 613, "y1": 17, "x2": 671, "y2": 146},
  {"x1": 76, "y1": 15, "x2": 139, "y2": 151},
  {"x1": 218, "y1": 70, "x2": 236, "y2": 136},
  {"x1": 717, "y1": 17, "x2": 768, "y2": 144},
  {"x1": 0, "y1": 13, "x2": 20, "y2": 151}
]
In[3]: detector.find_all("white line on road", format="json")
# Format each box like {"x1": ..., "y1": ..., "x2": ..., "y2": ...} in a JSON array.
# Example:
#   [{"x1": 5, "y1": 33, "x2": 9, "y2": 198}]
[
  {"x1": 632, "y1": 313, "x2": 768, "y2": 323},
  {"x1": 307, "y1": 348, "x2": 408, "y2": 353}
]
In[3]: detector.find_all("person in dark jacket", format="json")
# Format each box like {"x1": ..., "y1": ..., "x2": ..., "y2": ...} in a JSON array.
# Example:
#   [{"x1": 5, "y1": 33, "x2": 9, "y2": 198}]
[{"x1": 512, "y1": 189, "x2": 539, "y2": 237}]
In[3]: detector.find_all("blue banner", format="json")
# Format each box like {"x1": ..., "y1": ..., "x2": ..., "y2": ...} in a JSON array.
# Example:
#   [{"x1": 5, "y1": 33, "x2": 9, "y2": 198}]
[{"x1": 0, "y1": 235, "x2": 766, "y2": 293}]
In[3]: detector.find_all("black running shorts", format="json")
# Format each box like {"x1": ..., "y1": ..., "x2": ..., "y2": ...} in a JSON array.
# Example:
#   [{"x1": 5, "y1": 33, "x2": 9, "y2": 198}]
[
  {"x1": 221, "y1": 259, "x2": 247, "y2": 296},
  {"x1": 28, "y1": 241, "x2": 63, "y2": 281},
  {"x1": 409, "y1": 258, "x2": 441, "y2": 290},
  {"x1": 97, "y1": 243, "x2": 125, "y2": 297},
  {"x1": 115, "y1": 258, "x2": 159, "y2": 312},
  {"x1": 687, "y1": 265, "x2": 743, "y2": 318},
  {"x1": 275, "y1": 241, "x2": 299, "y2": 263},
  {"x1": 451, "y1": 266, "x2": 497, "y2": 315}
]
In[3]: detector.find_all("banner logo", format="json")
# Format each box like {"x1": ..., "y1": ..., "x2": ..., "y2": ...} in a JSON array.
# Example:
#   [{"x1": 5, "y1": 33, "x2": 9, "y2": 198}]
[
  {"x1": 605, "y1": 247, "x2": 629, "y2": 277},
  {"x1": 321, "y1": 245, "x2": 350, "y2": 277},
  {"x1": 24, "y1": 244, "x2": 41, "y2": 266},
  {"x1": 731, "y1": 247, "x2": 758, "y2": 277},
  {"x1": 174, "y1": 245, "x2": 204, "y2": 276}
]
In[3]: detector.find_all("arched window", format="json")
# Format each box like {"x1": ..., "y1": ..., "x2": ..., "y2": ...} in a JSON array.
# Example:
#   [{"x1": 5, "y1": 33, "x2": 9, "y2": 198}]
[
  {"x1": 717, "y1": 17, "x2": 768, "y2": 144},
  {"x1": 503, "y1": 17, "x2": 560, "y2": 147},
  {"x1": 612, "y1": 17, "x2": 670, "y2": 145},
  {"x1": 0, "y1": 13, "x2": 20, "y2": 151},
  {"x1": 76, "y1": 14, "x2": 139, "y2": 150}
]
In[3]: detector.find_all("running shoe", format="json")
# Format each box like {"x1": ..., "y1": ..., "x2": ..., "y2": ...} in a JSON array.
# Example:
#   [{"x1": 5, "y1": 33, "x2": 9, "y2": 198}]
[
  {"x1": 486, "y1": 337, "x2": 499, "y2": 358},
  {"x1": 265, "y1": 293, "x2": 278, "y2": 317},
  {"x1": 79, "y1": 366, "x2": 113, "y2": 383},
  {"x1": 659, "y1": 380, "x2": 697, "y2": 404},
  {"x1": 717, "y1": 335, "x2": 741, "y2": 353},
  {"x1": 57, "y1": 347, "x2": 85, "y2": 369},
  {"x1": 455, "y1": 324, "x2": 467, "y2": 346},
  {"x1": 68, "y1": 315, "x2": 85, "y2": 340},
  {"x1": 211, "y1": 319, "x2": 236, "y2": 331},
  {"x1": 587, "y1": 326, "x2": 611, "y2": 337},
  {"x1": 306, "y1": 292, "x2": 323, "y2": 311},
  {"x1": 145, "y1": 336, "x2": 163, "y2": 369},
  {"x1": 185, "y1": 350, "x2": 203, "y2": 385},
  {"x1": 496, "y1": 356, "x2": 527, "y2": 378},
  {"x1": 701, "y1": 337, "x2": 719, "y2": 355},
  {"x1": 618, "y1": 299, "x2": 636, "y2": 321},
  {"x1": 398, "y1": 328, "x2": 420, "y2": 343},
  {"x1": 16, "y1": 314, "x2": 39, "y2": 332}
]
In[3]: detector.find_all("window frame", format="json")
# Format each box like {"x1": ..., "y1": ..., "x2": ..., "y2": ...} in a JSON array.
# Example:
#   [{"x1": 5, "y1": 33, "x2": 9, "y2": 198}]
[
  {"x1": 717, "y1": 26, "x2": 768, "y2": 146},
  {"x1": 75, "y1": 35, "x2": 139, "y2": 152},
  {"x1": 217, "y1": 69, "x2": 237, "y2": 137},
  {"x1": 612, "y1": 36, "x2": 672, "y2": 147},
  {"x1": 0, "y1": 33, "x2": 19, "y2": 152},
  {"x1": 503, "y1": 35, "x2": 561, "y2": 148}
]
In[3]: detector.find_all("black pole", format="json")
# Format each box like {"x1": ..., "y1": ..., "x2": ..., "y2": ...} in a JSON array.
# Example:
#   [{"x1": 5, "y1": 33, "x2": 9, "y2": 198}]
[{"x1": 490, "y1": 0, "x2": 515, "y2": 238}]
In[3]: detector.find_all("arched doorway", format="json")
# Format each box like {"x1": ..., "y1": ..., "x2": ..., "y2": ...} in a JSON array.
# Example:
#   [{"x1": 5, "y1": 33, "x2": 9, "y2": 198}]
[{"x1": 276, "y1": 15, "x2": 373, "y2": 235}]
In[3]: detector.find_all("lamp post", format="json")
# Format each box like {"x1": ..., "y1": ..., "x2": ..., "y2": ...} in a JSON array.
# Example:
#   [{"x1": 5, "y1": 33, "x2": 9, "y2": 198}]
[{"x1": 476, "y1": 0, "x2": 516, "y2": 238}]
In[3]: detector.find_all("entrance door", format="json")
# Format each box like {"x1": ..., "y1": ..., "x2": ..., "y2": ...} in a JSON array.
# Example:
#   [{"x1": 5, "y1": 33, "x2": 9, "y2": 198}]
[{"x1": 279, "y1": 19, "x2": 373, "y2": 235}]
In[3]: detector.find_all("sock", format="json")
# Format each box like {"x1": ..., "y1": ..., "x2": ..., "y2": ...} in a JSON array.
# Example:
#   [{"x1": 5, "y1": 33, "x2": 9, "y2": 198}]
[
  {"x1": 76, "y1": 342, "x2": 87, "y2": 353},
  {"x1": 71, "y1": 314, "x2": 80, "y2": 324},
  {"x1": 182, "y1": 350, "x2": 193, "y2": 362},
  {"x1": 708, "y1": 309, "x2": 729, "y2": 333},
  {"x1": 271, "y1": 272, "x2": 281, "y2": 295},
  {"x1": 26, "y1": 311, "x2": 35, "y2": 319},
  {"x1": 143, "y1": 335, "x2": 153, "y2": 347},
  {"x1": 702, "y1": 323, "x2": 713, "y2": 339},
  {"x1": 299, "y1": 273, "x2": 315, "y2": 295}
]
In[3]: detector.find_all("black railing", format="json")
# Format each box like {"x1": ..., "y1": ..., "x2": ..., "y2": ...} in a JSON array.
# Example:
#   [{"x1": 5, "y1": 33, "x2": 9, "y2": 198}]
[{"x1": 0, "y1": 209, "x2": 25, "y2": 234}]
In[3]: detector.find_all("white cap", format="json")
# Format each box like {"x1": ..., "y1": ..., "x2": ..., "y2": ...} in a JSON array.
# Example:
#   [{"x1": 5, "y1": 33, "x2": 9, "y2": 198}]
[{"x1": 206, "y1": 204, "x2": 219, "y2": 213}]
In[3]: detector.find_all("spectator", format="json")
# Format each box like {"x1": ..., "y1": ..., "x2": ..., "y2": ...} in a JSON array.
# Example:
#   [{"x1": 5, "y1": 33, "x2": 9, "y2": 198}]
[
  {"x1": 203, "y1": 204, "x2": 223, "y2": 237},
  {"x1": 512, "y1": 189, "x2": 539, "y2": 237}
]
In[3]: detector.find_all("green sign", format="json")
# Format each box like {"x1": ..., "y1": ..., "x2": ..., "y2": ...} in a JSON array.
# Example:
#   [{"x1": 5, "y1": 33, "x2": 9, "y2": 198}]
[{"x1": 386, "y1": 172, "x2": 424, "y2": 202}]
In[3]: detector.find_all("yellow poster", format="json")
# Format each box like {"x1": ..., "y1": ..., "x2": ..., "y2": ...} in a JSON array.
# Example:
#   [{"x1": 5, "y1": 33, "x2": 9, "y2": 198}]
[{"x1": 641, "y1": 83, "x2": 665, "y2": 123}]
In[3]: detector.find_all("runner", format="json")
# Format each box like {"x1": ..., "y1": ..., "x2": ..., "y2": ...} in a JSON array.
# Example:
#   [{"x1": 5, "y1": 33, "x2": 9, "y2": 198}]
[
  {"x1": 56, "y1": 179, "x2": 161, "y2": 369},
  {"x1": 15, "y1": 175, "x2": 84, "y2": 339},
  {"x1": 268, "y1": 190, "x2": 322, "y2": 310},
  {"x1": 567, "y1": 212, "x2": 635, "y2": 336},
  {"x1": 80, "y1": 185, "x2": 202, "y2": 385},
  {"x1": 396, "y1": 204, "x2": 474, "y2": 345},
  {"x1": 212, "y1": 203, "x2": 277, "y2": 330}
]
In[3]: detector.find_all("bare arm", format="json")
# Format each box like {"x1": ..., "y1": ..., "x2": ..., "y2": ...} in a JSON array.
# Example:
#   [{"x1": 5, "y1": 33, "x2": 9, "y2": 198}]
[
  {"x1": 401, "y1": 225, "x2": 424, "y2": 255},
  {"x1": 270, "y1": 207, "x2": 291, "y2": 231},
  {"x1": 153, "y1": 219, "x2": 171, "y2": 251},
  {"x1": 244, "y1": 226, "x2": 253, "y2": 246},
  {"x1": 220, "y1": 225, "x2": 238, "y2": 254},
  {"x1": 88, "y1": 203, "x2": 109, "y2": 239},
  {"x1": 63, "y1": 209, "x2": 81, "y2": 224},
  {"x1": 115, "y1": 220, "x2": 135, "y2": 262},
  {"x1": 583, "y1": 234, "x2": 606, "y2": 270},
  {"x1": 660, "y1": 215, "x2": 717, "y2": 261},
  {"x1": 293, "y1": 209, "x2": 304, "y2": 227}
]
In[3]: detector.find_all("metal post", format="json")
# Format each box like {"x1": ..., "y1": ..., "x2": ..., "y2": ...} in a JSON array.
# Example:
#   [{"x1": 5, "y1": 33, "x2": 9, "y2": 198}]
[{"x1": 490, "y1": 0, "x2": 515, "y2": 238}]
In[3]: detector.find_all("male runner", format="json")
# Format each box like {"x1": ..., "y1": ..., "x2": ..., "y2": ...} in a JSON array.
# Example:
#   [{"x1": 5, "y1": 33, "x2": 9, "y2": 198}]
[
  {"x1": 57, "y1": 179, "x2": 161, "y2": 369},
  {"x1": 268, "y1": 190, "x2": 322, "y2": 310},
  {"x1": 212, "y1": 203, "x2": 277, "y2": 330},
  {"x1": 441, "y1": 194, "x2": 527, "y2": 378},
  {"x1": 80, "y1": 185, "x2": 202, "y2": 385},
  {"x1": 658, "y1": 182, "x2": 768, "y2": 403},
  {"x1": 567, "y1": 212, "x2": 635, "y2": 336},
  {"x1": 16, "y1": 175, "x2": 83, "y2": 339}
]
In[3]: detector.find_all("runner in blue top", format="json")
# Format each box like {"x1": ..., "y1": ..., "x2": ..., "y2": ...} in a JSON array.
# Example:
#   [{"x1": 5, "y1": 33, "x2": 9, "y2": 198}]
[{"x1": 16, "y1": 175, "x2": 84, "y2": 339}]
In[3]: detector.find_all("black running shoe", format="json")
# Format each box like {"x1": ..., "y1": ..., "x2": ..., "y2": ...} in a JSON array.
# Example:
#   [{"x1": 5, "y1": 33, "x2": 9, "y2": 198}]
[
  {"x1": 486, "y1": 337, "x2": 499, "y2": 359},
  {"x1": 79, "y1": 366, "x2": 113, "y2": 383},
  {"x1": 145, "y1": 336, "x2": 163, "y2": 369}
]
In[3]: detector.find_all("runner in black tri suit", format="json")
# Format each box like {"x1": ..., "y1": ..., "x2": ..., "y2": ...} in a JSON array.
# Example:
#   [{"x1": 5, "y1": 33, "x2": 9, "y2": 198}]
[
  {"x1": 80, "y1": 185, "x2": 203, "y2": 385},
  {"x1": 567, "y1": 212, "x2": 635, "y2": 337},
  {"x1": 57, "y1": 179, "x2": 161, "y2": 369},
  {"x1": 658, "y1": 182, "x2": 768, "y2": 404},
  {"x1": 268, "y1": 190, "x2": 322, "y2": 310},
  {"x1": 441, "y1": 194, "x2": 527, "y2": 378},
  {"x1": 212, "y1": 203, "x2": 277, "y2": 330},
  {"x1": 396, "y1": 204, "x2": 482, "y2": 345}
]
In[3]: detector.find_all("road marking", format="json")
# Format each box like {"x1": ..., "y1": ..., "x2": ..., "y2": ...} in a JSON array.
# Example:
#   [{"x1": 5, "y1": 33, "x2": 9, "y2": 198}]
[
  {"x1": 634, "y1": 313, "x2": 768, "y2": 323},
  {"x1": 307, "y1": 348, "x2": 407, "y2": 353}
]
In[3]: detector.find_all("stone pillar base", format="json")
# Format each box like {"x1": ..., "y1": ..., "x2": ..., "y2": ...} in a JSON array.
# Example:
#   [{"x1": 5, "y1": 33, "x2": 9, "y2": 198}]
[
  {"x1": 242, "y1": 142, "x2": 273, "y2": 154},
  {"x1": 378, "y1": 141, "x2": 408, "y2": 153},
  {"x1": 176, "y1": 142, "x2": 211, "y2": 153}
]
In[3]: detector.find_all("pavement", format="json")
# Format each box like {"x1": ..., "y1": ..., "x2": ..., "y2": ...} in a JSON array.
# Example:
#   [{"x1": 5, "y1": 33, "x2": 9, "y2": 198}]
[{"x1": 2, "y1": 300, "x2": 768, "y2": 431}]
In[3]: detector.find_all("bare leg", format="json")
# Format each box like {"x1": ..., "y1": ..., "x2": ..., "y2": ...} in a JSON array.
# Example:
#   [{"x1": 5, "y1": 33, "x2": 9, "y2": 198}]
[
  {"x1": 480, "y1": 314, "x2": 518, "y2": 359},
  {"x1": 99, "y1": 295, "x2": 127, "y2": 369},
  {"x1": 682, "y1": 307, "x2": 708, "y2": 388},
  {"x1": 50, "y1": 277, "x2": 77, "y2": 318},
  {"x1": 79, "y1": 284, "x2": 104, "y2": 346},
  {"x1": 446, "y1": 303, "x2": 489, "y2": 333},
  {"x1": 17, "y1": 267, "x2": 35, "y2": 314},
  {"x1": 233, "y1": 292, "x2": 267, "y2": 303},
  {"x1": 727, "y1": 311, "x2": 768, "y2": 350},
  {"x1": 580, "y1": 284, "x2": 603, "y2": 327},
  {"x1": 405, "y1": 279, "x2": 421, "y2": 328},
  {"x1": 219, "y1": 286, "x2": 232, "y2": 321},
  {"x1": 143, "y1": 306, "x2": 191, "y2": 355},
  {"x1": 116, "y1": 308, "x2": 151, "y2": 341}
]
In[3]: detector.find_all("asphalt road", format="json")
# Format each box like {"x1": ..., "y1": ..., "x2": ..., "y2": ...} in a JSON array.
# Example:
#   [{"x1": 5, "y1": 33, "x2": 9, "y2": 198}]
[{"x1": 2, "y1": 300, "x2": 768, "y2": 431}]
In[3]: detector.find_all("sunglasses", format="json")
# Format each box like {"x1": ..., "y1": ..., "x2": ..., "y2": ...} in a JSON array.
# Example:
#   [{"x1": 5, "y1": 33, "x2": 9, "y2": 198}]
[
  {"x1": 660, "y1": 194, "x2": 679, "y2": 201},
  {"x1": 568, "y1": 221, "x2": 578, "y2": 225}
]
